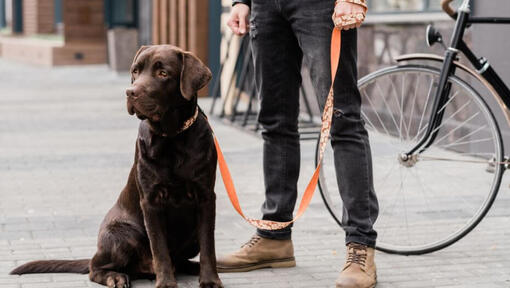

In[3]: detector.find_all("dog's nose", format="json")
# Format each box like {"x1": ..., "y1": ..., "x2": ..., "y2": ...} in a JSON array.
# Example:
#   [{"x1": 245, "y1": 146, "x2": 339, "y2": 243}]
[{"x1": 126, "y1": 88, "x2": 136, "y2": 98}]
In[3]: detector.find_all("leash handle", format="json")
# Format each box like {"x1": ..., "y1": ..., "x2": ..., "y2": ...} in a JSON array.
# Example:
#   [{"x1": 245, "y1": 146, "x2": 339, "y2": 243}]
[{"x1": 215, "y1": 28, "x2": 342, "y2": 230}]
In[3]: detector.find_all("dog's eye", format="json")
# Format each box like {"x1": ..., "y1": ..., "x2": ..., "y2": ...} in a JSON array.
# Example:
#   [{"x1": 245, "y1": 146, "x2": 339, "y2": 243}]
[
  {"x1": 132, "y1": 68, "x2": 139, "y2": 74},
  {"x1": 158, "y1": 70, "x2": 168, "y2": 77}
]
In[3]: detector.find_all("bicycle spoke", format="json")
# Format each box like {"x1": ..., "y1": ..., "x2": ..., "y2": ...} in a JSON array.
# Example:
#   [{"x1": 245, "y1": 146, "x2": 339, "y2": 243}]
[
  {"x1": 398, "y1": 166, "x2": 411, "y2": 245},
  {"x1": 409, "y1": 167, "x2": 432, "y2": 215},
  {"x1": 399, "y1": 73, "x2": 411, "y2": 141},
  {"x1": 437, "y1": 137, "x2": 494, "y2": 149},
  {"x1": 376, "y1": 82, "x2": 403, "y2": 144},
  {"x1": 432, "y1": 111, "x2": 480, "y2": 145},
  {"x1": 406, "y1": 72, "x2": 421, "y2": 141},
  {"x1": 415, "y1": 77, "x2": 434, "y2": 142},
  {"x1": 375, "y1": 161, "x2": 398, "y2": 187},
  {"x1": 363, "y1": 89, "x2": 395, "y2": 144},
  {"x1": 436, "y1": 124, "x2": 487, "y2": 147},
  {"x1": 419, "y1": 163, "x2": 482, "y2": 211},
  {"x1": 391, "y1": 73, "x2": 409, "y2": 141},
  {"x1": 436, "y1": 90, "x2": 460, "y2": 115},
  {"x1": 361, "y1": 110, "x2": 380, "y2": 134},
  {"x1": 430, "y1": 100, "x2": 472, "y2": 135}
]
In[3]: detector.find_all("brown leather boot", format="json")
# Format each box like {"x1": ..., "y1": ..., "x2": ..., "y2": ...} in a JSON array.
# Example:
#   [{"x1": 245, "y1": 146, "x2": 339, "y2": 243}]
[
  {"x1": 216, "y1": 235, "x2": 296, "y2": 272},
  {"x1": 335, "y1": 243, "x2": 377, "y2": 288}
]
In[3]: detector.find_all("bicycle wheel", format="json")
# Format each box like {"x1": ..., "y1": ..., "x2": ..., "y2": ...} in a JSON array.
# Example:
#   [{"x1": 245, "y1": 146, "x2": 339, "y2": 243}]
[{"x1": 316, "y1": 65, "x2": 504, "y2": 255}]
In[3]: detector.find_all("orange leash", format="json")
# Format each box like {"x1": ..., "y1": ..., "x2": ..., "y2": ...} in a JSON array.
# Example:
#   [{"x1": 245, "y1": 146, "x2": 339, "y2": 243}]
[{"x1": 214, "y1": 28, "x2": 342, "y2": 230}]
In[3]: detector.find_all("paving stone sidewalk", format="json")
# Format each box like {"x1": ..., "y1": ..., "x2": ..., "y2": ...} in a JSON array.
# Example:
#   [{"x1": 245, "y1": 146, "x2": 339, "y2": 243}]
[{"x1": 0, "y1": 59, "x2": 509, "y2": 288}]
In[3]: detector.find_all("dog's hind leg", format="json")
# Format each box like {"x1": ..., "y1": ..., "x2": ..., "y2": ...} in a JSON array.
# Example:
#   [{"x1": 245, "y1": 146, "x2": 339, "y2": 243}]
[{"x1": 89, "y1": 220, "x2": 150, "y2": 287}]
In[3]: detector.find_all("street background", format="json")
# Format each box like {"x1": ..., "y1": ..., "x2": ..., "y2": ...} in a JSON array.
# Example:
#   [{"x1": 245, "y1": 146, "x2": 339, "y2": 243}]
[
  {"x1": 0, "y1": 58, "x2": 509, "y2": 288},
  {"x1": 1, "y1": 0, "x2": 510, "y2": 287}
]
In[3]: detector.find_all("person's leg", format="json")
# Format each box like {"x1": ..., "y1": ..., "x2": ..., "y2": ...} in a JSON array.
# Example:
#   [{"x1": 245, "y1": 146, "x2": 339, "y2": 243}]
[
  {"x1": 251, "y1": 0, "x2": 303, "y2": 241},
  {"x1": 287, "y1": 0, "x2": 378, "y2": 249},
  {"x1": 217, "y1": 0, "x2": 302, "y2": 272},
  {"x1": 287, "y1": 1, "x2": 378, "y2": 287},
  {"x1": 331, "y1": 28, "x2": 378, "y2": 247}
]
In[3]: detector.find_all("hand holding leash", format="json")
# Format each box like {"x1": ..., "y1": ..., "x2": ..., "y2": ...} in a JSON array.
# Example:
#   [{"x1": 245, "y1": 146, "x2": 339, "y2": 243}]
[
  {"x1": 228, "y1": 3, "x2": 251, "y2": 35},
  {"x1": 332, "y1": 0, "x2": 367, "y2": 30}
]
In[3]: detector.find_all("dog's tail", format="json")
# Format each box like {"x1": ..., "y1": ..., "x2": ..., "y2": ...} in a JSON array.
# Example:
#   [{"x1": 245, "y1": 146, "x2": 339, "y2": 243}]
[{"x1": 10, "y1": 259, "x2": 90, "y2": 275}]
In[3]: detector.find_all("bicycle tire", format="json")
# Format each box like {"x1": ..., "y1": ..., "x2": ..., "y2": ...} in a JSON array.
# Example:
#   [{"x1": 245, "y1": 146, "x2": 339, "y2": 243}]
[{"x1": 316, "y1": 64, "x2": 504, "y2": 255}]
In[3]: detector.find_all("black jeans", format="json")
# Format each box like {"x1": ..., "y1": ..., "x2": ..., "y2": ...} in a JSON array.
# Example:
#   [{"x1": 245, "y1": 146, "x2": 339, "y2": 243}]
[{"x1": 250, "y1": 0, "x2": 379, "y2": 247}]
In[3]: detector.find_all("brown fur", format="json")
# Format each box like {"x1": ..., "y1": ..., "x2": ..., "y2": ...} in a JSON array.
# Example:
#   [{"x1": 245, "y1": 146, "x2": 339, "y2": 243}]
[{"x1": 11, "y1": 45, "x2": 222, "y2": 288}]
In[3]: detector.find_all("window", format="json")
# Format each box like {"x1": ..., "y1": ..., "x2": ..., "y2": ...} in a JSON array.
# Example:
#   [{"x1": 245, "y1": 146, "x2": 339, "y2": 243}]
[
  {"x1": 0, "y1": 0, "x2": 5, "y2": 28},
  {"x1": 367, "y1": 0, "x2": 458, "y2": 13},
  {"x1": 105, "y1": 0, "x2": 138, "y2": 28},
  {"x1": 54, "y1": 0, "x2": 62, "y2": 25}
]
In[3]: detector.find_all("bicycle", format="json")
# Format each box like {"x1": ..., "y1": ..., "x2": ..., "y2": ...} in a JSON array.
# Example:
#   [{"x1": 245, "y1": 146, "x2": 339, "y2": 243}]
[{"x1": 316, "y1": 0, "x2": 510, "y2": 255}]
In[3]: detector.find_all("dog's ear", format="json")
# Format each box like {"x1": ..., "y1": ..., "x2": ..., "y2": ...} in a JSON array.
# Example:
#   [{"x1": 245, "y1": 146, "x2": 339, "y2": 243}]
[
  {"x1": 180, "y1": 51, "x2": 212, "y2": 101},
  {"x1": 133, "y1": 45, "x2": 151, "y2": 64},
  {"x1": 131, "y1": 46, "x2": 151, "y2": 83}
]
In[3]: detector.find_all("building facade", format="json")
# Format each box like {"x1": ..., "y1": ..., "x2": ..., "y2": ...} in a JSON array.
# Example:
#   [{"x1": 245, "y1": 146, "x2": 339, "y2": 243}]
[{"x1": 0, "y1": 0, "x2": 221, "y2": 79}]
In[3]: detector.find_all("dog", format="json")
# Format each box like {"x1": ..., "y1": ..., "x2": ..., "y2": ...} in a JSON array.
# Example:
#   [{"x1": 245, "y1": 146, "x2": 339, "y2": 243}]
[{"x1": 10, "y1": 45, "x2": 223, "y2": 288}]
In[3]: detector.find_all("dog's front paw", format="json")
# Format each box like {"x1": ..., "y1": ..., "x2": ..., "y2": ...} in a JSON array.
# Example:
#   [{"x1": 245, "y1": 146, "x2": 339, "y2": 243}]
[
  {"x1": 199, "y1": 277, "x2": 223, "y2": 288},
  {"x1": 155, "y1": 278, "x2": 178, "y2": 288},
  {"x1": 106, "y1": 273, "x2": 130, "y2": 288}
]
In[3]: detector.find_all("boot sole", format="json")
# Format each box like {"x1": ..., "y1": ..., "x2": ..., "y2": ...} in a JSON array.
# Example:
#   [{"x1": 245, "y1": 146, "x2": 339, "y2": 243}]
[
  {"x1": 336, "y1": 274, "x2": 377, "y2": 288},
  {"x1": 217, "y1": 257, "x2": 296, "y2": 273}
]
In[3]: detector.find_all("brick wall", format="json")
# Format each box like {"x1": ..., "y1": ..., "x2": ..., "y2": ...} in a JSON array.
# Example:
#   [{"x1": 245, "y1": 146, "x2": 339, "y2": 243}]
[
  {"x1": 23, "y1": 0, "x2": 54, "y2": 35},
  {"x1": 63, "y1": 0, "x2": 105, "y2": 44}
]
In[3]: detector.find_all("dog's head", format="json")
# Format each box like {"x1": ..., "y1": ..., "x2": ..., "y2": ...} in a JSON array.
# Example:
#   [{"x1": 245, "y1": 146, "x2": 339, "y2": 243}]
[{"x1": 126, "y1": 45, "x2": 212, "y2": 134}]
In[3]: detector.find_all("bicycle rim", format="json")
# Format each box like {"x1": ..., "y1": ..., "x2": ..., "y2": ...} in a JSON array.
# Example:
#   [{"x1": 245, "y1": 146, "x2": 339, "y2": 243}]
[{"x1": 317, "y1": 65, "x2": 504, "y2": 255}]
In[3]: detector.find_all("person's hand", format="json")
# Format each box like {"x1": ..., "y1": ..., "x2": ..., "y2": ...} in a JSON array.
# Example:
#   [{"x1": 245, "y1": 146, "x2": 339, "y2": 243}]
[
  {"x1": 228, "y1": 4, "x2": 251, "y2": 36},
  {"x1": 332, "y1": 1, "x2": 366, "y2": 30}
]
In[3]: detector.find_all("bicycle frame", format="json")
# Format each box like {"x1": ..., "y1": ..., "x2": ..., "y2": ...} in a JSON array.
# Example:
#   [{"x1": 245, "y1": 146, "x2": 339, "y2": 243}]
[{"x1": 405, "y1": 0, "x2": 510, "y2": 156}]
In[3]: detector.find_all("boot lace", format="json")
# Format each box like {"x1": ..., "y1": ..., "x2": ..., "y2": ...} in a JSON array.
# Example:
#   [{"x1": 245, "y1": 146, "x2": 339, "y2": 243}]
[
  {"x1": 241, "y1": 235, "x2": 262, "y2": 248},
  {"x1": 346, "y1": 243, "x2": 367, "y2": 266}
]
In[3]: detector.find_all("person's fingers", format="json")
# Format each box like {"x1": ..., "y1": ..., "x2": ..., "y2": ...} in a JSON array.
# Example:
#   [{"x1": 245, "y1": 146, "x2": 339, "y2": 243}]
[
  {"x1": 238, "y1": 13, "x2": 248, "y2": 35},
  {"x1": 227, "y1": 17, "x2": 241, "y2": 35},
  {"x1": 342, "y1": 23, "x2": 354, "y2": 30},
  {"x1": 333, "y1": 1, "x2": 366, "y2": 29},
  {"x1": 228, "y1": 6, "x2": 250, "y2": 36}
]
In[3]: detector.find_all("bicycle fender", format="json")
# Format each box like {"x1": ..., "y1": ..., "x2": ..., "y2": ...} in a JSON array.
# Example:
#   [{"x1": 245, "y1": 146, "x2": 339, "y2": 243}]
[{"x1": 394, "y1": 53, "x2": 510, "y2": 129}]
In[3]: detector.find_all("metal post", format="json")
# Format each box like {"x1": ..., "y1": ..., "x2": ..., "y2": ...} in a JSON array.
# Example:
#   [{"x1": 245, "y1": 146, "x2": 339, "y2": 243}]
[
  {"x1": 208, "y1": 0, "x2": 222, "y2": 96},
  {"x1": 12, "y1": 0, "x2": 22, "y2": 33},
  {"x1": 0, "y1": 0, "x2": 6, "y2": 28}
]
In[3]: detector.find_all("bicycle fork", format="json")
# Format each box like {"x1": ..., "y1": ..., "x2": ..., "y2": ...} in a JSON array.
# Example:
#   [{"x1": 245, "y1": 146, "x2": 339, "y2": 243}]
[{"x1": 404, "y1": 5, "x2": 471, "y2": 158}]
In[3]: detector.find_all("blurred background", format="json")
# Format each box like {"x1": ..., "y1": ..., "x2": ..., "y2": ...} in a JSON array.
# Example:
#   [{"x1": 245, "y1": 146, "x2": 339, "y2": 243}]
[
  {"x1": 1, "y1": 1, "x2": 510, "y2": 287},
  {"x1": 0, "y1": 1, "x2": 507, "y2": 84},
  {"x1": 1, "y1": 0, "x2": 509, "y2": 133}
]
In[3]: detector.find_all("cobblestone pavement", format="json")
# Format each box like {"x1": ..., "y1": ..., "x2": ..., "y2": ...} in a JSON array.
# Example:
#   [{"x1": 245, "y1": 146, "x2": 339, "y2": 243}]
[{"x1": 0, "y1": 58, "x2": 509, "y2": 288}]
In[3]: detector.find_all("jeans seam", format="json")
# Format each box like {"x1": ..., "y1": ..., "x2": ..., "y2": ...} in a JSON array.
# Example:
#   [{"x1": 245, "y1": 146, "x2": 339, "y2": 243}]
[
  {"x1": 362, "y1": 136, "x2": 374, "y2": 229},
  {"x1": 281, "y1": 91, "x2": 289, "y2": 220}
]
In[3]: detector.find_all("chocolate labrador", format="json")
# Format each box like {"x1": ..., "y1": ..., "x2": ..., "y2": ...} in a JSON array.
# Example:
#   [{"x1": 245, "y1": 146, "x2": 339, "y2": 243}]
[{"x1": 10, "y1": 45, "x2": 223, "y2": 288}]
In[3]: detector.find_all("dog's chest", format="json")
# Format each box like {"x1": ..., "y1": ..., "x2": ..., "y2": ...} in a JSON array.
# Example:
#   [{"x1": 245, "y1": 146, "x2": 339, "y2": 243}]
[{"x1": 136, "y1": 139, "x2": 197, "y2": 207}]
